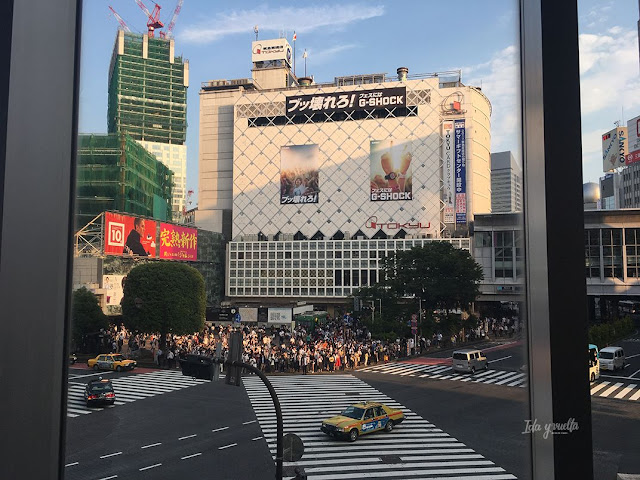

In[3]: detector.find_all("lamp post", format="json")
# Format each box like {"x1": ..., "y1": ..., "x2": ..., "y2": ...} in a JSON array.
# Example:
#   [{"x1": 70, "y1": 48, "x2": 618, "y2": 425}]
[{"x1": 370, "y1": 300, "x2": 375, "y2": 323}]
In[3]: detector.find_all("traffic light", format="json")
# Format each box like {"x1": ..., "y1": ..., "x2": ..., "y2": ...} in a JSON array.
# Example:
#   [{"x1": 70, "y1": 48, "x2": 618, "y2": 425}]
[{"x1": 225, "y1": 331, "x2": 243, "y2": 386}]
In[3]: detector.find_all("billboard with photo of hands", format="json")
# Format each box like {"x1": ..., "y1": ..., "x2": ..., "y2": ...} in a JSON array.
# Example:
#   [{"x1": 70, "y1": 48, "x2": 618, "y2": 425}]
[{"x1": 370, "y1": 139, "x2": 413, "y2": 201}]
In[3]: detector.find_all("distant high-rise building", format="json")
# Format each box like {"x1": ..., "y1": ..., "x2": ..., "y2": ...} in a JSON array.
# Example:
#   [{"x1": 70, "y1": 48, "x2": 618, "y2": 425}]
[
  {"x1": 108, "y1": 30, "x2": 188, "y2": 222},
  {"x1": 75, "y1": 133, "x2": 173, "y2": 229},
  {"x1": 490, "y1": 151, "x2": 522, "y2": 212}
]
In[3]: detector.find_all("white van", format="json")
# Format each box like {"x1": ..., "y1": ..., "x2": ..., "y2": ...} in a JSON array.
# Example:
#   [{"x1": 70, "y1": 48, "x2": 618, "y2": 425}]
[
  {"x1": 452, "y1": 349, "x2": 488, "y2": 373},
  {"x1": 598, "y1": 346, "x2": 625, "y2": 371}
]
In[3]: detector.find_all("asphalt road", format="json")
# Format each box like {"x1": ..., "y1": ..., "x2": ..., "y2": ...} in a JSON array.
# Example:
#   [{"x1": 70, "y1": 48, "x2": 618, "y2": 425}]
[{"x1": 63, "y1": 337, "x2": 640, "y2": 480}]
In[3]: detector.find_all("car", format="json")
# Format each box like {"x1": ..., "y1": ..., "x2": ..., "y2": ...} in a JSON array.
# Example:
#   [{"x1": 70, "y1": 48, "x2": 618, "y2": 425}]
[
  {"x1": 599, "y1": 346, "x2": 625, "y2": 371},
  {"x1": 87, "y1": 354, "x2": 136, "y2": 372},
  {"x1": 452, "y1": 349, "x2": 488, "y2": 373},
  {"x1": 69, "y1": 353, "x2": 77, "y2": 365},
  {"x1": 321, "y1": 402, "x2": 404, "y2": 442},
  {"x1": 84, "y1": 378, "x2": 116, "y2": 407}
]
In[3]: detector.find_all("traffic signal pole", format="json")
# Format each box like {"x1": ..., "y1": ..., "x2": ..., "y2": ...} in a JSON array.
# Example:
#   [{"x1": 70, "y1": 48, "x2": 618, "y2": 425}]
[{"x1": 219, "y1": 358, "x2": 284, "y2": 480}]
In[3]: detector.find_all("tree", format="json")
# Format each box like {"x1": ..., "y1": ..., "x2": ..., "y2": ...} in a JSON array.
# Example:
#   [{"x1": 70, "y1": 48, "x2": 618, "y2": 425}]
[
  {"x1": 121, "y1": 262, "x2": 206, "y2": 349},
  {"x1": 383, "y1": 242, "x2": 483, "y2": 318},
  {"x1": 72, "y1": 287, "x2": 110, "y2": 348}
]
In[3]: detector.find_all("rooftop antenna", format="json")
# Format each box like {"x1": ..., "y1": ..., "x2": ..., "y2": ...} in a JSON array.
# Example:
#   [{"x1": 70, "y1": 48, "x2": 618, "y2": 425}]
[
  {"x1": 254, "y1": 25, "x2": 259, "y2": 41},
  {"x1": 303, "y1": 49, "x2": 308, "y2": 77}
]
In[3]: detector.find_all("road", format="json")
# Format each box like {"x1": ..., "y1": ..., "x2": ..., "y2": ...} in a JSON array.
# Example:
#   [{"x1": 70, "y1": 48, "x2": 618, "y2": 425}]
[{"x1": 63, "y1": 337, "x2": 640, "y2": 479}]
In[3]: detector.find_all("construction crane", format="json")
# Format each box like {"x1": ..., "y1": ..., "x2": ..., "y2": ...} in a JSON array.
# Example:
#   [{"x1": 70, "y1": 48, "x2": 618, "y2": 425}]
[
  {"x1": 134, "y1": 0, "x2": 164, "y2": 37},
  {"x1": 108, "y1": 6, "x2": 131, "y2": 32},
  {"x1": 159, "y1": 0, "x2": 184, "y2": 39}
]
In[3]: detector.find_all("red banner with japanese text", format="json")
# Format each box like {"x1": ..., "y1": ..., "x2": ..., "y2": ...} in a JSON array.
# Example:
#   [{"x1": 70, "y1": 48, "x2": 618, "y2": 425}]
[{"x1": 159, "y1": 223, "x2": 198, "y2": 261}]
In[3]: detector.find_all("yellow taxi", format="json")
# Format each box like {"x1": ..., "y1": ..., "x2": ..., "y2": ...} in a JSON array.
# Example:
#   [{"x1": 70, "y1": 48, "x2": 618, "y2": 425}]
[
  {"x1": 87, "y1": 354, "x2": 136, "y2": 372},
  {"x1": 321, "y1": 401, "x2": 405, "y2": 442}
]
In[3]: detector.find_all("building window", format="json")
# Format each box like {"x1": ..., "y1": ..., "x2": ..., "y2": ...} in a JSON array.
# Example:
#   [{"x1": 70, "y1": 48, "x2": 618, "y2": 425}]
[
  {"x1": 584, "y1": 229, "x2": 601, "y2": 278},
  {"x1": 601, "y1": 228, "x2": 623, "y2": 278},
  {"x1": 493, "y1": 231, "x2": 514, "y2": 278},
  {"x1": 626, "y1": 228, "x2": 640, "y2": 278}
]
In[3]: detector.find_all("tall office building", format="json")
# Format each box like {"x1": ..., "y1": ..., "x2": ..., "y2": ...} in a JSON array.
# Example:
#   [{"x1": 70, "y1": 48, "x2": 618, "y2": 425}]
[
  {"x1": 108, "y1": 29, "x2": 189, "y2": 222},
  {"x1": 490, "y1": 151, "x2": 522, "y2": 212}
]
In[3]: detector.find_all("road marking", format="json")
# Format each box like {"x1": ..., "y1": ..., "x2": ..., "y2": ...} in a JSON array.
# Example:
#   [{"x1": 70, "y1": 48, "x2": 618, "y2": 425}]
[
  {"x1": 139, "y1": 463, "x2": 162, "y2": 471},
  {"x1": 252, "y1": 436, "x2": 263, "y2": 441},
  {"x1": 630, "y1": 389, "x2": 640, "y2": 401},
  {"x1": 141, "y1": 442, "x2": 161, "y2": 449},
  {"x1": 614, "y1": 384, "x2": 638, "y2": 399},
  {"x1": 625, "y1": 353, "x2": 640, "y2": 359},
  {"x1": 242, "y1": 420, "x2": 257, "y2": 425},
  {"x1": 68, "y1": 372, "x2": 114, "y2": 380},
  {"x1": 211, "y1": 426, "x2": 229, "y2": 433},
  {"x1": 218, "y1": 443, "x2": 237, "y2": 450},
  {"x1": 590, "y1": 381, "x2": 610, "y2": 395},
  {"x1": 99, "y1": 451, "x2": 122, "y2": 459},
  {"x1": 630, "y1": 369, "x2": 640, "y2": 378},
  {"x1": 97, "y1": 476, "x2": 118, "y2": 480},
  {"x1": 599, "y1": 382, "x2": 624, "y2": 397},
  {"x1": 181, "y1": 453, "x2": 202, "y2": 460},
  {"x1": 599, "y1": 374, "x2": 636, "y2": 380},
  {"x1": 65, "y1": 462, "x2": 79, "y2": 467},
  {"x1": 487, "y1": 355, "x2": 512, "y2": 364},
  {"x1": 178, "y1": 434, "x2": 197, "y2": 440}
]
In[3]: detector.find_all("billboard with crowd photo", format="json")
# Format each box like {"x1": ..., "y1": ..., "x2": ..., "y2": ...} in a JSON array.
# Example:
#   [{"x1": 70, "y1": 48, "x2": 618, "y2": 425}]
[
  {"x1": 370, "y1": 139, "x2": 413, "y2": 201},
  {"x1": 280, "y1": 144, "x2": 320, "y2": 204},
  {"x1": 104, "y1": 212, "x2": 157, "y2": 257}
]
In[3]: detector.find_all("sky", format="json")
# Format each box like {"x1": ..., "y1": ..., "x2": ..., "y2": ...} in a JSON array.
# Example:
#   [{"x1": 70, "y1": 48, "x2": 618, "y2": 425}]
[{"x1": 78, "y1": 1, "x2": 640, "y2": 205}]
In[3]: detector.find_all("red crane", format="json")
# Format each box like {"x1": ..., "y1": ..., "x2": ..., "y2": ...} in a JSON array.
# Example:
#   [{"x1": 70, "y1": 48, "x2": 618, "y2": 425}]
[
  {"x1": 159, "y1": 0, "x2": 184, "y2": 39},
  {"x1": 134, "y1": 0, "x2": 164, "y2": 38},
  {"x1": 108, "y1": 6, "x2": 131, "y2": 32}
]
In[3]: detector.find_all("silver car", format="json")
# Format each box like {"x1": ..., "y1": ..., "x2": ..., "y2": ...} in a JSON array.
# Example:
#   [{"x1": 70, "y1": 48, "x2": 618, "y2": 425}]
[{"x1": 452, "y1": 349, "x2": 488, "y2": 373}]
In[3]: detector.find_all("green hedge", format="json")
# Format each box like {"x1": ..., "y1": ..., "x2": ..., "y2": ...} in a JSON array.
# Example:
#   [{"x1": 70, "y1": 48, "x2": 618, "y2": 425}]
[{"x1": 589, "y1": 316, "x2": 634, "y2": 348}]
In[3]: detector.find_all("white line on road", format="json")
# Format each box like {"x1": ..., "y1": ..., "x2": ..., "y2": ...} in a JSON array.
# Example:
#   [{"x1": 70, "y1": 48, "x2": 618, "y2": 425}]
[
  {"x1": 99, "y1": 452, "x2": 122, "y2": 459},
  {"x1": 590, "y1": 382, "x2": 610, "y2": 395},
  {"x1": 141, "y1": 443, "x2": 162, "y2": 449},
  {"x1": 65, "y1": 462, "x2": 79, "y2": 467},
  {"x1": 630, "y1": 389, "x2": 640, "y2": 401},
  {"x1": 600, "y1": 374, "x2": 636, "y2": 380},
  {"x1": 629, "y1": 369, "x2": 640, "y2": 378},
  {"x1": 218, "y1": 443, "x2": 237, "y2": 450},
  {"x1": 599, "y1": 382, "x2": 624, "y2": 397},
  {"x1": 139, "y1": 463, "x2": 162, "y2": 471},
  {"x1": 178, "y1": 434, "x2": 197, "y2": 440},
  {"x1": 625, "y1": 353, "x2": 640, "y2": 359},
  {"x1": 211, "y1": 426, "x2": 229, "y2": 433},
  {"x1": 487, "y1": 356, "x2": 512, "y2": 364},
  {"x1": 252, "y1": 436, "x2": 263, "y2": 441},
  {"x1": 614, "y1": 384, "x2": 638, "y2": 399},
  {"x1": 68, "y1": 372, "x2": 114, "y2": 380},
  {"x1": 181, "y1": 453, "x2": 202, "y2": 460},
  {"x1": 242, "y1": 420, "x2": 257, "y2": 425},
  {"x1": 97, "y1": 476, "x2": 117, "y2": 480}
]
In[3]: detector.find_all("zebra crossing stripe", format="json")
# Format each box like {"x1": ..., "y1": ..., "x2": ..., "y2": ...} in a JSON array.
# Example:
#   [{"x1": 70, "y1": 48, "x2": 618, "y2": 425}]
[
  {"x1": 599, "y1": 382, "x2": 625, "y2": 398},
  {"x1": 590, "y1": 381, "x2": 610, "y2": 395},
  {"x1": 244, "y1": 375, "x2": 516, "y2": 479},
  {"x1": 493, "y1": 373, "x2": 525, "y2": 385},
  {"x1": 614, "y1": 384, "x2": 638, "y2": 399},
  {"x1": 628, "y1": 388, "x2": 640, "y2": 401},
  {"x1": 66, "y1": 370, "x2": 207, "y2": 418}
]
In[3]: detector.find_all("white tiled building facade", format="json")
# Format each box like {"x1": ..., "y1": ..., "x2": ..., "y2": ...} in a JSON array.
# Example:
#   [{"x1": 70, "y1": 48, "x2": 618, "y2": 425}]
[{"x1": 196, "y1": 44, "x2": 492, "y2": 303}]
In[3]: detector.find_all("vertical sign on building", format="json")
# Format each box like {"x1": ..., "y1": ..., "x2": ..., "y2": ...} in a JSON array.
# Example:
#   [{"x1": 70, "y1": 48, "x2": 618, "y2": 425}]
[
  {"x1": 442, "y1": 122, "x2": 455, "y2": 223},
  {"x1": 626, "y1": 116, "x2": 640, "y2": 166},
  {"x1": 454, "y1": 120, "x2": 467, "y2": 224}
]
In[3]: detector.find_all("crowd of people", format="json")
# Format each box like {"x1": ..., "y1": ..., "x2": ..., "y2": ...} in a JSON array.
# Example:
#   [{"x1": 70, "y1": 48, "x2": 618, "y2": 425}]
[{"x1": 96, "y1": 312, "x2": 523, "y2": 373}]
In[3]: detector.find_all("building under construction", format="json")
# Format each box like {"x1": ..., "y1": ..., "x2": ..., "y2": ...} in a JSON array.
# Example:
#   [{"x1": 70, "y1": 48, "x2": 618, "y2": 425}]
[
  {"x1": 108, "y1": 29, "x2": 188, "y2": 220},
  {"x1": 75, "y1": 133, "x2": 173, "y2": 228}
]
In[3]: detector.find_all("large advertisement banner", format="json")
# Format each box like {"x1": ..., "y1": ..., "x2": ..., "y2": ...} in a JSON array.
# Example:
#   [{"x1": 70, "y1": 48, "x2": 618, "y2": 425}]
[
  {"x1": 602, "y1": 127, "x2": 628, "y2": 172},
  {"x1": 454, "y1": 120, "x2": 467, "y2": 224},
  {"x1": 103, "y1": 274, "x2": 126, "y2": 309},
  {"x1": 370, "y1": 139, "x2": 413, "y2": 201},
  {"x1": 442, "y1": 121, "x2": 455, "y2": 223},
  {"x1": 104, "y1": 212, "x2": 156, "y2": 257},
  {"x1": 286, "y1": 87, "x2": 406, "y2": 115},
  {"x1": 280, "y1": 144, "x2": 320, "y2": 204},
  {"x1": 159, "y1": 223, "x2": 198, "y2": 261},
  {"x1": 626, "y1": 116, "x2": 640, "y2": 166}
]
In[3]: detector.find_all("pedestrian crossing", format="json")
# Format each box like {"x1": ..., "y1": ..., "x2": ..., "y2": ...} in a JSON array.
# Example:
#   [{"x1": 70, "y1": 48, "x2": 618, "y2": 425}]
[
  {"x1": 359, "y1": 362, "x2": 528, "y2": 388},
  {"x1": 243, "y1": 374, "x2": 517, "y2": 480},
  {"x1": 66, "y1": 370, "x2": 209, "y2": 418},
  {"x1": 358, "y1": 362, "x2": 640, "y2": 402}
]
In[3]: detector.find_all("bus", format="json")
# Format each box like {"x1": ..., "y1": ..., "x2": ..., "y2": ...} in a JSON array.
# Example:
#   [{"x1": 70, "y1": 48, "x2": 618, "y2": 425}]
[
  {"x1": 619, "y1": 300, "x2": 640, "y2": 315},
  {"x1": 589, "y1": 343, "x2": 599, "y2": 382}
]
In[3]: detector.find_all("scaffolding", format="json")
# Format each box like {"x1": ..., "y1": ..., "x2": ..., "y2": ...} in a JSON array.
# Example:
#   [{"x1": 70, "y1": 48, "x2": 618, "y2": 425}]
[
  {"x1": 75, "y1": 133, "x2": 173, "y2": 229},
  {"x1": 108, "y1": 32, "x2": 187, "y2": 145}
]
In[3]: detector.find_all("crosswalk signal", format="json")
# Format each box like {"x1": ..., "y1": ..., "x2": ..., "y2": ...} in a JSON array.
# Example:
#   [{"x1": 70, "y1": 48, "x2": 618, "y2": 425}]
[{"x1": 225, "y1": 331, "x2": 243, "y2": 386}]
